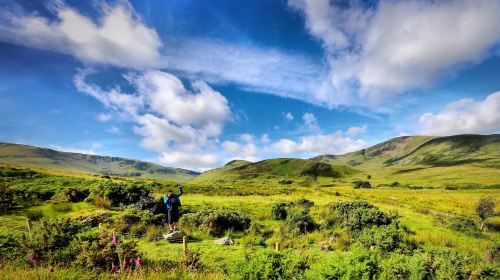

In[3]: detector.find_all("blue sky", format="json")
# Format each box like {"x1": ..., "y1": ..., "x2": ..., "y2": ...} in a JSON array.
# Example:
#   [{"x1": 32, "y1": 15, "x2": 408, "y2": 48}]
[{"x1": 0, "y1": 0, "x2": 499, "y2": 171}]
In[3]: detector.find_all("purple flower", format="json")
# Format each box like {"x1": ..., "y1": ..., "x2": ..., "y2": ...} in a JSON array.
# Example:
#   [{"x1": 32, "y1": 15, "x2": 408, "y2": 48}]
[
  {"x1": 112, "y1": 231, "x2": 118, "y2": 246},
  {"x1": 134, "y1": 257, "x2": 142, "y2": 268},
  {"x1": 28, "y1": 252, "x2": 37, "y2": 262},
  {"x1": 111, "y1": 263, "x2": 116, "y2": 272},
  {"x1": 49, "y1": 266, "x2": 54, "y2": 273}
]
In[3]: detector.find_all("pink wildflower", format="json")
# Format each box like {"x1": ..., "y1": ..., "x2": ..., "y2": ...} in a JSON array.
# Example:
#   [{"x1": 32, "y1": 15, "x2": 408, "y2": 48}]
[
  {"x1": 121, "y1": 260, "x2": 127, "y2": 269},
  {"x1": 49, "y1": 266, "x2": 54, "y2": 273},
  {"x1": 112, "y1": 231, "x2": 118, "y2": 246},
  {"x1": 134, "y1": 257, "x2": 142, "y2": 268},
  {"x1": 111, "y1": 263, "x2": 116, "y2": 272},
  {"x1": 28, "y1": 252, "x2": 37, "y2": 262}
]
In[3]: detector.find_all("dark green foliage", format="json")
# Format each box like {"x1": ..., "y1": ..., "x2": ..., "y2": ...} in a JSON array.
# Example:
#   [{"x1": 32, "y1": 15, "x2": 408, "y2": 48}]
[
  {"x1": 476, "y1": 196, "x2": 495, "y2": 220},
  {"x1": 291, "y1": 197, "x2": 314, "y2": 208},
  {"x1": 271, "y1": 202, "x2": 288, "y2": 220},
  {"x1": 301, "y1": 162, "x2": 340, "y2": 180},
  {"x1": 278, "y1": 178, "x2": 293, "y2": 185},
  {"x1": 180, "y1": 208, "x2": 251, "y2": 236},
  {"x1": 231, "y1": 250, "x2": 309, "y2": 280},
  {"x1": 26, "y1": 209, "x2": 43, "y2": 221},
  {"x1": 328, "y1": 201, "x2": 394, "y2": 231},
  {"x1": 0, "y1": 232, "x2": 21, "y2": 260},
  {"x1": 0, "y1": 184, "x2": 15, "y2": 213},
  {"x1": 87, "y1": 181, "x2": 152, "y2": 207},
  {"x1": 286, "y1": 209, "x2": 316, "y2": 234},
  {"x1": 20, "y1": 218, "x2": 83, "y2": 264},
  {"x1": 321, "y1": 248, "x2": 380, "y2": 280},
  {"x1": 53, "y1": 187, "x2": 90, "y2": 202},
  {"x1": 357, "y1": 224, "x2": 406, "y2": 252},
  {"x1": 354, "y1": 180, "x2": 372, "y2": 189},
  {"x1": 75, "y1": 230, "x2": 141, "y2": 270},
  {"x1": 446, "y1": 216, "x2": 480, "y2": 236}
]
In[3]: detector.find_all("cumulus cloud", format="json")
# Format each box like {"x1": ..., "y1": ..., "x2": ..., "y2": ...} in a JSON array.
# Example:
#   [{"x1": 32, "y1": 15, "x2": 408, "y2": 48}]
[
  {"x1": 346, "y1": 125, "x2": 367, "y2": 137},
  {"x1": 97, "y1": 113, "x2": 112, "y2": 122},
  {"x1": 289, "y1": 0, "x2": 500, "y2": 103},
  {"x1": 0, "y1": 1, "x2": 161, "y2": 69},
  {"x1": 74, "y1": 69, "x2": 231, "y2": 170},
  {"x1": 302, "y1": 112, "x2": 320, "y2": 131},
  {"x1": 283, "y1": 112, "x2": 294, "y2": 121},
  {"x1": 240, "y1": 133, "x2": 254, "y2": 143},
  {"x1": 418, "y1": 91, "x2": 500, "y2": 135},
  {"x1": 267, "y1": 132, "x2": 367, "y2": 156}
]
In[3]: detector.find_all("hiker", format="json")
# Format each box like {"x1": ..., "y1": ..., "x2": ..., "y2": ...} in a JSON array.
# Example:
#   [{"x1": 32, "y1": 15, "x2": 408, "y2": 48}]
[{"x1": 164, "y1": 185, "x2": 182, "y2": 233}]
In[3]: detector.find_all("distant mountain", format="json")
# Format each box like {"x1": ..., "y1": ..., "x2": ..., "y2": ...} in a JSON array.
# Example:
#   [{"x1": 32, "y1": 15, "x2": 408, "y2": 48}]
[
  {"x1": 0, "y1": 143, "x2": 199, "y2": 181},
  {"x1": 312, "y1": 134, "x2": 500, "y2": 185},
  {"x1": 192, "y1": 158, "x2": 358, "y2": 184}
]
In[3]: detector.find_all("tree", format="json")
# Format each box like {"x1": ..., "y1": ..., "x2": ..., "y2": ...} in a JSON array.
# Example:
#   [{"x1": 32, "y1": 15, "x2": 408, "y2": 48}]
[{"x1": 476, "y1": 196, "x2": 495, "y2": 231}]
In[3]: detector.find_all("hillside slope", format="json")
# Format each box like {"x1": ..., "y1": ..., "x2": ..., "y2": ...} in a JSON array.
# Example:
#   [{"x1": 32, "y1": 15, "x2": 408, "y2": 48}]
[
  {"x1": 313, "y1": 134, "x2": 500, "y2": 186},
  {"x1": 192, "y1": 158, "x2": 358, "y2": 185},
  {"x1": 0, "y1": 143, "x2": 199, "y2": 181}
]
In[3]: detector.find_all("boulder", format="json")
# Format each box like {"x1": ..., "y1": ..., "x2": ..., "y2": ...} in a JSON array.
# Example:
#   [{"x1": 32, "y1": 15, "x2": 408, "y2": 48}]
[
  {"x1": 163, "y1": 230, "x2": 186, "y2": 243},
  {"x1": 214, "y1": 237, "x2": 234, "y2": 246},
  {"x1": 77, "y1": 212, "x2": 112, "y2": 227}
]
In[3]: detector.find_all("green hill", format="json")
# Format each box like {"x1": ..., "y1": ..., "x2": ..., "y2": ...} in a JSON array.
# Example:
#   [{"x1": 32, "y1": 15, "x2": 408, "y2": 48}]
[
  {"x1": 0, "y1": 142, "x2": 199, "y2": 181},
  {"x1": 312, "y1": 134, "x2": 500, "y2": 186},
  {"x1": 192, "y1": 158, "x2": 358, "y2": 185}
]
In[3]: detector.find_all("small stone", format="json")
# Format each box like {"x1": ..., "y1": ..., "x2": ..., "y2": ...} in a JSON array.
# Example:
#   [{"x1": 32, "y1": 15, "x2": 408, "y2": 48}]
[
  {"x1": 214, "y1": 237, "x2": 234, "y2": 245},
  {"x1": 163, "y1": 230, "x2": 186, "y2": 243}
]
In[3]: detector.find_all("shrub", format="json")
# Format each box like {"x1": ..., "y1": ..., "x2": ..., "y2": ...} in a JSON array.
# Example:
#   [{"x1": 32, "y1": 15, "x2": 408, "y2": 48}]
[
  {"x1": 357, "y1": 224, "x2": 406, "y2": 252},
  {"x1": 447, "y1": 216, "x2": 480, "y2": 236},
  {"x1": 0, "y1": 185, "x2": 15, "y2": 214},
  {"x1": 476, "y1": 196, "x2": 495, "y2": 230},
  {"x1": 291, "y1": 197, "x2": 314, "y2": 208},
  {"x1": 26, "y1": 209, "x2": 44, "y2": 221},
  {"x1": 354, "y1": 181, "x2": 372, "y2": 189},
  {"x1": 271, "y1": 202, "x2": 288, "y2": 220},
  {"x1": 321, "y1": 248, "x2": 380, "y2": 279},
  {"x1": 286, "y1": 210, "x2": 316, "y2": 234},
  {"x1": 20, "y1": 218, "x2": 83, "y2": 264},
  {"x1": 75, "y1": 230, "x2": 141, "y2": 270},
  {"x1": 278, "y1": 178, "x2": 293, "y2": 185},
  {"x1": 51, "y1": 203, "x2": 73, "y2": 213},
  {"x1": 180, "y1": 209, "x2": 251, "y2": 236},
  {"x1": 88, "y1": 182, "x2": 152, "y2": 207},
  {"x1": 52, "y1": 187, "x2": 90, "y2": 202},
  {"x1": 327, "y1": 201, "x2": 394, "y2": 231},
  {"x1": 231, "y1": 250, "x2": 309, "y2": 280},
  {"x1": 0, "y1": 232, "x2": 21, "y2": 260}
]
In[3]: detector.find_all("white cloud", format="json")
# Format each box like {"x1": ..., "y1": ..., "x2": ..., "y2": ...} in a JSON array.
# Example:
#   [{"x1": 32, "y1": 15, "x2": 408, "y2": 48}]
[
  {"x1": 50, "y1": 145, "x2": 96, "y2": 155},
  {"x1": 97, "y1": 113, "x2": 112, "y2": 122},
  {"x1": 75, "y1": 69, "x2": 231, "y2": 170},
  {"x1": 346, "y1": 125, "x2": 367, "y2": 137},
  {"x1": 0, "y1": 1, "x2": 161, "y2": 69},
  {"x1": 302, "y1": 112, "x2": 320, "y2": 131},
  {"x1": 418, "y1": 91, "x2": 500, "y2": 135},
  {"x1": 289, "y1": 0, "x2": 500, "y2": 103},
  {"x1": 283, "y1": 112, "x2": 294, "y2": 121},
  {"x1": 268, "y1": 132, "x2": 367, "y2": 156},
  {"x1": 260, "y1": 134, "x2": 270, "y2": 144},
  {"x1": 240, "y1": 133, "x2": 254, "y2": 143},
  {"x1": 106, "y1": 126, "x2": 122, "y2": 135}
]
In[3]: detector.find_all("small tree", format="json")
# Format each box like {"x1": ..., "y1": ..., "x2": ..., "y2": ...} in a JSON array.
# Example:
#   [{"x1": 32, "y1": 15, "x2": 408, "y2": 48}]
[{"x1": 476, "y1": 197, "x2": 495, "y2": 231}]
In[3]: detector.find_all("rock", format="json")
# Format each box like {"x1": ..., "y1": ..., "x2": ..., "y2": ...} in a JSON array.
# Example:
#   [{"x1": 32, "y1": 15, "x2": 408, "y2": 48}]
[
  {"x1": 163, "y1": 230, "x2": 186, "y2": 243},
  {"x1": 214, "y1": 237, "x2": 234, "y2": 246},
  {"x1": 77, "y1": 212, "x2": 112, "y2": 227}
]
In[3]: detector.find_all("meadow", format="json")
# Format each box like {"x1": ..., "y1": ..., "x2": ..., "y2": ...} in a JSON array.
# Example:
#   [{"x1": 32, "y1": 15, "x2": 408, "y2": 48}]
[{"x1": 0, "y1": 166, "x2": 499, "y2": 279}]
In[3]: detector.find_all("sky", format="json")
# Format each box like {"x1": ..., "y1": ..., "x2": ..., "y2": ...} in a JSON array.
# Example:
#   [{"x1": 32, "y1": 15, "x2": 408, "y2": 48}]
[{"x1": 0, "y1": 0, "x2": 499, "y2": 171}]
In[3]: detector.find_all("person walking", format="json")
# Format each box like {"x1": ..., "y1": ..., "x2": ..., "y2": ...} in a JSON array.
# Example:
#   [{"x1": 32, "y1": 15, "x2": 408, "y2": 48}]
[{"x1": 164, "y1": 185, "x2": 182, "y2": 233}]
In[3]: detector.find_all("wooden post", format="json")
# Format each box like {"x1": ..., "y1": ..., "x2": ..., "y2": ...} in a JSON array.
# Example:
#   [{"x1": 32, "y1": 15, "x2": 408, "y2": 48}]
[
  {"x1": 275, "y1": 242, "x2": 281, "y2": 252},
  {"x1": 26, "y1": 219, "x2": 32, "y2": 239},
  {"x1": 183, "y1": 236, "x2": 188, "y2": 255}
]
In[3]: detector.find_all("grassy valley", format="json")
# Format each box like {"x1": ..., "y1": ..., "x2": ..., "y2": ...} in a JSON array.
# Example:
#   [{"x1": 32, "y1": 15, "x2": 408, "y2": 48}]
[{"x1": 0, "y1": 143, "x2": 199, "y2": 181}]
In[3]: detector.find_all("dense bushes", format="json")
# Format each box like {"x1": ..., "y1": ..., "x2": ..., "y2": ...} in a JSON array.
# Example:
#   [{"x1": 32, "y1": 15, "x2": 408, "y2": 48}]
[
  {"x1": 180, "y1": 209, "x2": 250, "y2": 235},
  {"x1": 231, "y1": 250, "x2": 309, "y2": 280},
  {"x1": 271, "y1": 202, "x2": 288, "y2": 220},
  {"x1": 354, "y1": 180, "x2": 372, "y2": 189},
  {"x1": 0, "y1": 185, "x2": 15, "y2": 213},
  {"x1": 87, "y1": 182, "x2": 152, "y2": 207}
]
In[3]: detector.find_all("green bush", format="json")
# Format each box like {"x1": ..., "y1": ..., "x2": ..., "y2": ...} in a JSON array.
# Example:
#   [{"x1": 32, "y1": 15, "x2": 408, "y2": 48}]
[
  {"x1": 180, "y1": 208, "x2": 251, "y2": 236},
  {"x1": 0, "y1": 185, "x2": 15, "y2": 214},
  {"x1": 447, "y1": 216, "x2": 480, "y2": 236},
  {"x1": 291, "y1": 197, "x2": 314, "y2": 208},
  {"x1": 87, "y1": 181, "x2": 152, "y2": 207},
  {"x1": 325, "y1": 201, "x2": 394, "y2": 231},
  {"x1": 20, "y1": 218, "x2": 83, "y2": 264},
  {"x1": 0, "y1": 232, "x2": 21, "y2": 260},
  {"x1": 26, "y1": 209, "x2": 44, "y2": 221},
  {"x1": 75, "y1": 230, "x2": 141, "y2": 270},
  {"x1": 357, "y1": 224, "x2": 406, "y2": 252},
  {"x1": 321, "y1": 248, "x2": 380, "y2": 279},
  {"x1": 354, "y1": 181, "x2": 372, "y2": 189},
  {"x1": 271, "y1": 202, "x2": 288, "y2": 220},
  {"x1": 286, "y1": 209, "x2": 316, "y2": 234},
  {"x1": 231, "y1": 250, "x2": 309, "y2": 280}
]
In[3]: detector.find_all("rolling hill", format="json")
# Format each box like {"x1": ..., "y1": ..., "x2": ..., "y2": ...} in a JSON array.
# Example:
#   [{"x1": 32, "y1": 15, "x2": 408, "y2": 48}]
[
  {"x1": 312, "y1": 134, "x2": 500, "y2": 186},
  {"x1": 192, "y1": 157, "x2": 359, "y2": 185},
  {"x1": 0, "y1": 142, "x2": 199, "y2": 181}
]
